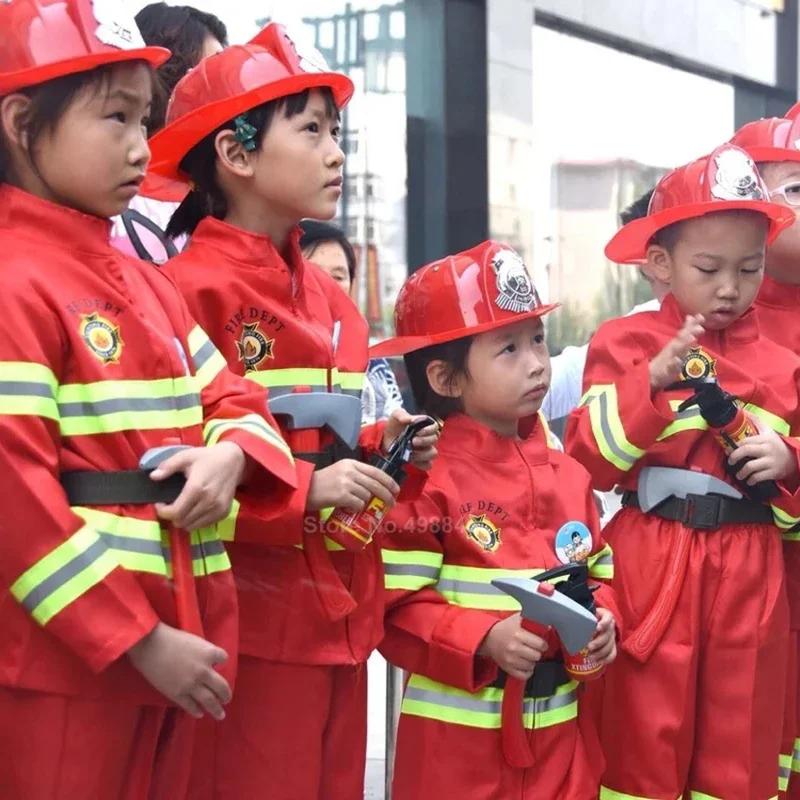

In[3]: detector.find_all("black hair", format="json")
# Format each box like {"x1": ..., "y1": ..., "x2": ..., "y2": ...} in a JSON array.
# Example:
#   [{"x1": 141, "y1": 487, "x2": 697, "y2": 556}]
[
  {"x1": 167, "y1": 87, "x2": 338, "y2": 239},
  {"x1": 620, "y1": 188, "x2": 654, "y2": 226},
  {"x1": 299, "y1": 220, "x2": 356, "y2": 283},
  {"x1": 403, "y1": 336, "x2": 474, "y2": 421},
  {"x1": 651, "y1": 208, "x2": 769, "y2": 254},
  {"x1": 135, "y1": 3, "x2": 228, "y2": 136},
  {"x1": 0, "y1": 64, "x2": 131, "y2": 186}
]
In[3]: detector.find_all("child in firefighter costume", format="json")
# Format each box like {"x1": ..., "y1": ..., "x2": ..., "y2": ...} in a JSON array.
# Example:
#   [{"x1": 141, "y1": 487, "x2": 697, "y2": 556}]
[
  {"x1": 566, "y1": 144, "x2": 800, "y2": 800},
  {"x1": 0, "y1": 2, "x2": 298, "y2": 798},
  {"x1": 146, "y1": 29, "x2": 439, "y2": 799},
  {"x1": 371, "y1": 240, "x2": 620, "y2": 800},
  {"x1": 731, "y1": 112, "x2": 800, "y2": 798}
]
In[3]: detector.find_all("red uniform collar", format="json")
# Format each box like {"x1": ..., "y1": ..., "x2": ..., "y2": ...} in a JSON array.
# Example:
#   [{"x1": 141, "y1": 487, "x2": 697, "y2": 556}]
[
  {"x1": 190, "y1": 216, "x2": 305, "y2": 273},
  {"x1": 0, "y1": 184, "x2": 111, "y2": 254},
  {"x1": 657, "y1": 292, "x2": 760, "y2": 346},
  {"x1": 757, "y1": 274, "x2": 800, "y2": 309},
  {"x1": 438, "y1": 412, "x2": 550, "y2": 465}
]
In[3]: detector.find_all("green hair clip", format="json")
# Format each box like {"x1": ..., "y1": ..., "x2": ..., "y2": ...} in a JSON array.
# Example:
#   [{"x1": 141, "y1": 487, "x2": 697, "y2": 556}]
[{"x1": 233, "y1": 114, "x2": 258, "y2": 151}]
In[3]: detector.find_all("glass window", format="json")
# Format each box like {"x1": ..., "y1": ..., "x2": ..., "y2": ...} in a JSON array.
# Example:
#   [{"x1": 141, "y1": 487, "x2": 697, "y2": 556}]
[{"x1": 531, "y1": 26, "x2": 735, "y2": 353}]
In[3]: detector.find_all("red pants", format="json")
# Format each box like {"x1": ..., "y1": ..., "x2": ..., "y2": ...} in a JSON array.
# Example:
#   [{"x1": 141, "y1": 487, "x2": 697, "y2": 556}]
[
  {"x1": 600, "y1": 510, "x2": 789, "y2": 800},
  {"x1": 0, "y1": 687, "x2": 195, "y2": 799},
  {"x1": 781, "y1": 632, "x2": 799, "y2": 798},
  {"x1": 391, "y1": 689, "x2": 602, "y2": 800},
  {"x1": 189, "y1": 657, "x2": 368, "y2": 799}
]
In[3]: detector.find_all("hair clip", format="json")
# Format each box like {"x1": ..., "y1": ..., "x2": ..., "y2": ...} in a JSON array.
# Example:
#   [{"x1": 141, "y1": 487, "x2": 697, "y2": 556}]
[{"x1": 233, "y1": 114, "x2": 258, "y2": 152}]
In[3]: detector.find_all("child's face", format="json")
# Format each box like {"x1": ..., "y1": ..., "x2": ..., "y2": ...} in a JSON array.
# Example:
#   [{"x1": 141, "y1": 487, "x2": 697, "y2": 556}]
[
  {"x1": 7, "y1": 63, "x2": 152, "y2": 219},
  {"x1": 646, "y1": 212, "x2": 767, "y2": 330},
  {"x1": 759, "y1": 161, "x2": 800, "y2": 284},
  {"x1": 252, "y1": 90, "x2": 344, "y2": 224},
  {"x1": 304, "y1": 240, "x2": 352, "y2": 294},
  {"x1": 453, "y1": 318, "x2": 551, "y2": 437}
]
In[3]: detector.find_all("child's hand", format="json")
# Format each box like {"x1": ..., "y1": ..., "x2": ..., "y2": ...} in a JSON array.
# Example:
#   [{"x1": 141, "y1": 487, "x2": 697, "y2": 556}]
[
  {"x1": 306, "y1": 459, "x2": 400, "y2": 511},
  {"x1": 477, "y1": 614, "x2": 549, "y2": 681},
  {"x1": 151, "y1": 442, "x2": 246, "y2": 531},
  {"x1": 649, "y1": 314, "x2": 705, "y2": 391},
  {"x1": 727, "y1": 423, "x2": 797, "y2": 483},
  {"x1": 586, "y1": 607, "x2": 617, "y2": 667},
  {"x1": 382, "y1": 408, "x2": 440, "y2": 470},
  {"x1": 127, "y1": 623, "x2": 232, "y2": 720}
]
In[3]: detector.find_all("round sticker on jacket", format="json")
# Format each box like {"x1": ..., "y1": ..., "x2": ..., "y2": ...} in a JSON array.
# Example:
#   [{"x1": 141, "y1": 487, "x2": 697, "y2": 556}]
[{"x1": 555, "y1": 521, "x2": 592, "y2": 565}]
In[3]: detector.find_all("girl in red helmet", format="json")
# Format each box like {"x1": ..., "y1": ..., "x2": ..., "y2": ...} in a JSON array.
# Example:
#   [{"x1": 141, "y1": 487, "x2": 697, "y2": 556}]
[
  {"x1": 566, "y1": 145, "x2": 800, "y2": 800},
  {"x1": 372, "y1": 240, "x2": 620, "y2": 800},
  {"x1": 147, "y1": 26, "x2": 439, "y2": 799},
  {"x1": 0, "y1": 2, "x2": 297, "y2": 797}
]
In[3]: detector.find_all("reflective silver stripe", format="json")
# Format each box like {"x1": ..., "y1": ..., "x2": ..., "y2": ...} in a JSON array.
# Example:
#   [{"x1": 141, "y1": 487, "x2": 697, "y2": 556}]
[
  {"x1": 598, "y1": 392, "x2": 638, "y2": 468},
  {"x1": 99, "y1": 533, "x2": 164, "y2": 557},
  {"x1": 592, "y1": 554, "x2": 613, "y2": 566},
  {"x1": 191, "y1": 339, "x2": 218, "y2": 372},
  {"x1": 59, "y1": 392, "x2": 201, "y2": 418},
  {"x1": 384, "y1": 563, "x2": 440, "y2": 581},
  {"x1": 436, "y1": 578, "x2": 503, "y2": 597},
  {"x1": 193, "y1": 540, "x2": 226, "y2": 560},
  {"x1": 403, "y1": 685, "x2": 576, "y2": 716},
  {"x1": 0, "y1": 380, "x2": 56, "y2": 398},
  {"x1": 780, "y1": 765, "x2": 792, "y2": 781},
  {"x1": 18, "y1": 538, "x2": 109, "y2": 613}
]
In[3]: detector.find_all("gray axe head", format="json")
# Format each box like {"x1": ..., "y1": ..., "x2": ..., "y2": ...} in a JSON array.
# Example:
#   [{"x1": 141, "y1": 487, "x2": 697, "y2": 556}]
[
  {"x1": 268, "y1": 393, "x2": 361, "y2": 450},
  {"x1": 139, "y1": 444, "x2": 193, "y2": 470},
  {"x1": 491, "y1": 577, "x2": 598, "y2": 654}
]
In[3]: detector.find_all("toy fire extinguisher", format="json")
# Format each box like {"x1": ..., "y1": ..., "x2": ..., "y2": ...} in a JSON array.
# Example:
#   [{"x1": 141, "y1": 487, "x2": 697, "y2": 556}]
[
  {"x1": 677, "y1": 378, "x2": 780, "y2": 502},
  {"x1": 325, "y1": 416, "x2": 436, "y2": 551}
]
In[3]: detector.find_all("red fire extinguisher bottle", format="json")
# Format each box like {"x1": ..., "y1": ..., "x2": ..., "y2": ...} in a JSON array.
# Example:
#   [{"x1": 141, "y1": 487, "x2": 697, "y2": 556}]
[
  {"x1": 325, "y1": 416, "x2": 436, "y2": 551},
  {"x1": 677, "y1": 378, "x2": 780, "y2": 501}
]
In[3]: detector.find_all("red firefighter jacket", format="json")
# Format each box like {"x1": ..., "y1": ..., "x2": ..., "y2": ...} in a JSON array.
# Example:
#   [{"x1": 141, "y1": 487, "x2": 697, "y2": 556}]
[
  {"x1": 165, "y1": 217, "x2": 414, "y2": 664},
  {"x1": 756, "y1": 274, "x2": 800, "y2": 627},
  {"x1": 0, "y1": 186, "x2": 296, "y2": 704},
  {"x1": 565, "y1": 292, "x2": 800, "y2": 530},
  {"x1": 379, "y1": 413, "x2": 619, "y2": 734}
]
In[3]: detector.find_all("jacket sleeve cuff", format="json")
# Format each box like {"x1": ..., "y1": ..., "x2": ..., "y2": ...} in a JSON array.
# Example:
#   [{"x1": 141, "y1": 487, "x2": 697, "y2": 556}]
[
  {"x1": 215, "y1": 428, "x2": 298, "y2": 491},
  {"x1": 429, "y1": 606, "x2": 501, "y2": 692},
  {"x1": 360, "y1": 420, "x2": 388, "y2": 455},
  {"x1": 618, "y1": 360, "x2": 675, "y2": 447}
]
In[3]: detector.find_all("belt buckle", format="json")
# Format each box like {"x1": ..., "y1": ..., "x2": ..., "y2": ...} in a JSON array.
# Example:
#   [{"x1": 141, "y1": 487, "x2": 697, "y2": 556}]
[{"x1": 683, "y1": 493, "x2": 721, "y2": 530}]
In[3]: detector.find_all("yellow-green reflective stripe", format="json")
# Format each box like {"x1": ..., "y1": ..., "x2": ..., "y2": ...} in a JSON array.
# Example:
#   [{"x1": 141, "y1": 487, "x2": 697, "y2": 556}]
[
  {"x1": 188, "y1": 326, "x2": 227, "y2": 390},
  {"x1": 216, "y1": 499, "x2": 240, "y2": 542},
  {"x1": 332, "y1": 369, "x2": 366, "y2": 396},
  {"x1": 587, "y1": 385, "x2": 644, "y2": 472},
  {"x1": 73, "y1": 507, "x2": 168, "y2": 576},
  {"x1": 792, "y1": 737, "x2": 800, "y2": 774},
  {"x1": 658, "y1": 400, "x2": 706, "y2": 441},
  {"x1": 0, "y1": 361, "x2": 60, "y2": 420},
  {"x1": 587, "y1": 543, "x2": 614, "y2": 579},
  {"x1": 11, "y1": 524, "x2": 119, "y2": 625},
  {"x1": 58, "y1": 377, "x2": 202, "y2": 436},
  {"x1": 689, "y1": 793, "x2": 726, "y2": 800},
  {"x1": 783, "y1": 530, "x2": 800, "y2": 542},
  {"x1": 436, "y1": 565, "x2": 569, "y2": 611},
  {"x1": 599, "y1": 789, "x2": 671, "y2": 800},
  {"x1": 204, "y1": 413, "x2": 293, "y2": 462},
  {"x1": 744, "y1": 403, "x2": 790, "y2": 436},
  {"x1": 780, "y1": 753, "x2": 792, "y2": 789},
  {"x1": 383, "y1": 549, "x2": 442, "y2": 590},
  {"x1": 578, "y1": 387, "x2": 603, "y2": 407},
  {"x1": 191, "y1": 527, "x2": 230, "y2": 575},
  {"x1": 245, "y1": 367, "x2": 329, "y2": 390},
  {"x1": 772, "y1": 505, "x2": 800, "y2": 531},
  {"x1": 401, "y1": 674, "x2": 577, "y2": 730}
]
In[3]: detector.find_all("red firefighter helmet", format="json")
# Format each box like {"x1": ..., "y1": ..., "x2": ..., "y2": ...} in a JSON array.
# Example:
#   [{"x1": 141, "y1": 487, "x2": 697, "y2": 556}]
[
  {"x1": 605, "y1": 144, "x2": 794, "y2": 265},
  {"x1": 148, "y1": 24, "x2": 354, "y2": 181},
  {"x1": 369, "y1": 241, "x2": 559, "y2": 358},
  {"x1": 0, "y1": 0, "x2": 169, "y2": 95},
  {"x1": 729, "y1": 116, "x2": 800, "y2": 163}
]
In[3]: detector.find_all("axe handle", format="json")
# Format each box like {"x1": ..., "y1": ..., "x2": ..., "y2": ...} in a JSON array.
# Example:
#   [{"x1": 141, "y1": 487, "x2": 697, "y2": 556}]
[
  {"x1": 622, "y1": 524, "x2": 692, "y2": 663},
  {"x1": 499, "y1": 617, "x2": 543, "y2": 769},
  {"x1": 169, "y1": 524, "x2": 204, "y2": 638}
]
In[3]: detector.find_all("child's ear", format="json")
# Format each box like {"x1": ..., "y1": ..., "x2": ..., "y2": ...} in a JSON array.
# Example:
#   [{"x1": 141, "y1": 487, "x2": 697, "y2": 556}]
[
  {"x1": 426, "y1": 360, "x2": 463, "y2": 399},
  {"x1": 214, "y1": 129, "x2": 257, "y2": 179},
  {"x1": 646, "y1": 243, "x2": 672, "y2": 284},
  {"x1": 0, "y1": 94, "x2": 32, "y2": 150}
]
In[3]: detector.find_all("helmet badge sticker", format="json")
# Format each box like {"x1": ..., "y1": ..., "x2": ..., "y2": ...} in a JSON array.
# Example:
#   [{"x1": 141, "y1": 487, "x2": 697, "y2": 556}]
[
  {"x1": 92, "y1": 0, "x2": 146, "y2": 50},
  {"x1": 281, "y1": 24, "x2": 330, "y2": 73},
  {"x1": 711, "y1": 149, "x2": 764, "y2": 202},
  {"x1": 492, "y1": 249, "x2": 540, "y2": 314}
]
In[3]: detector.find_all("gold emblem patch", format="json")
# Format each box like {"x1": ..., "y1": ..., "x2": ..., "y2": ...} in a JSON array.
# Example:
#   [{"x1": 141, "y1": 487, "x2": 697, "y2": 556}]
[
  {"x1": 681, "y1": 347, "x2": 717, "y2": 381},
  {"x1": 80, "y1": 313, "x2": 123, "y2": 365},
  {"x1": 236, "y1": 322, "x2": 274, "y2": 372},
  {"x1": 465, "y1": 514, "x2": 502, "y2": 553}
]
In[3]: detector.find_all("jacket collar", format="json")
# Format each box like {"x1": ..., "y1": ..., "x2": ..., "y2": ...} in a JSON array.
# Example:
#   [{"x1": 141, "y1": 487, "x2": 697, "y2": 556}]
[{"x1": 0, "y1": 184, "x2": 112, "y2": 255}]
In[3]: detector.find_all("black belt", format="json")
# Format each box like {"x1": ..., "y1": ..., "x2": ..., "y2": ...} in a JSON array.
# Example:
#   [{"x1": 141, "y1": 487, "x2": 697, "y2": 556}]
[
  {"x1": 622, "y1": 490, "x2": 773, "y2": 530},
  {"x1": 60, "y1": 470, "x2": 186, "y2": 506},
  {"x1": 490, "y1": 661, "x2": 570, "y2": 698}
]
